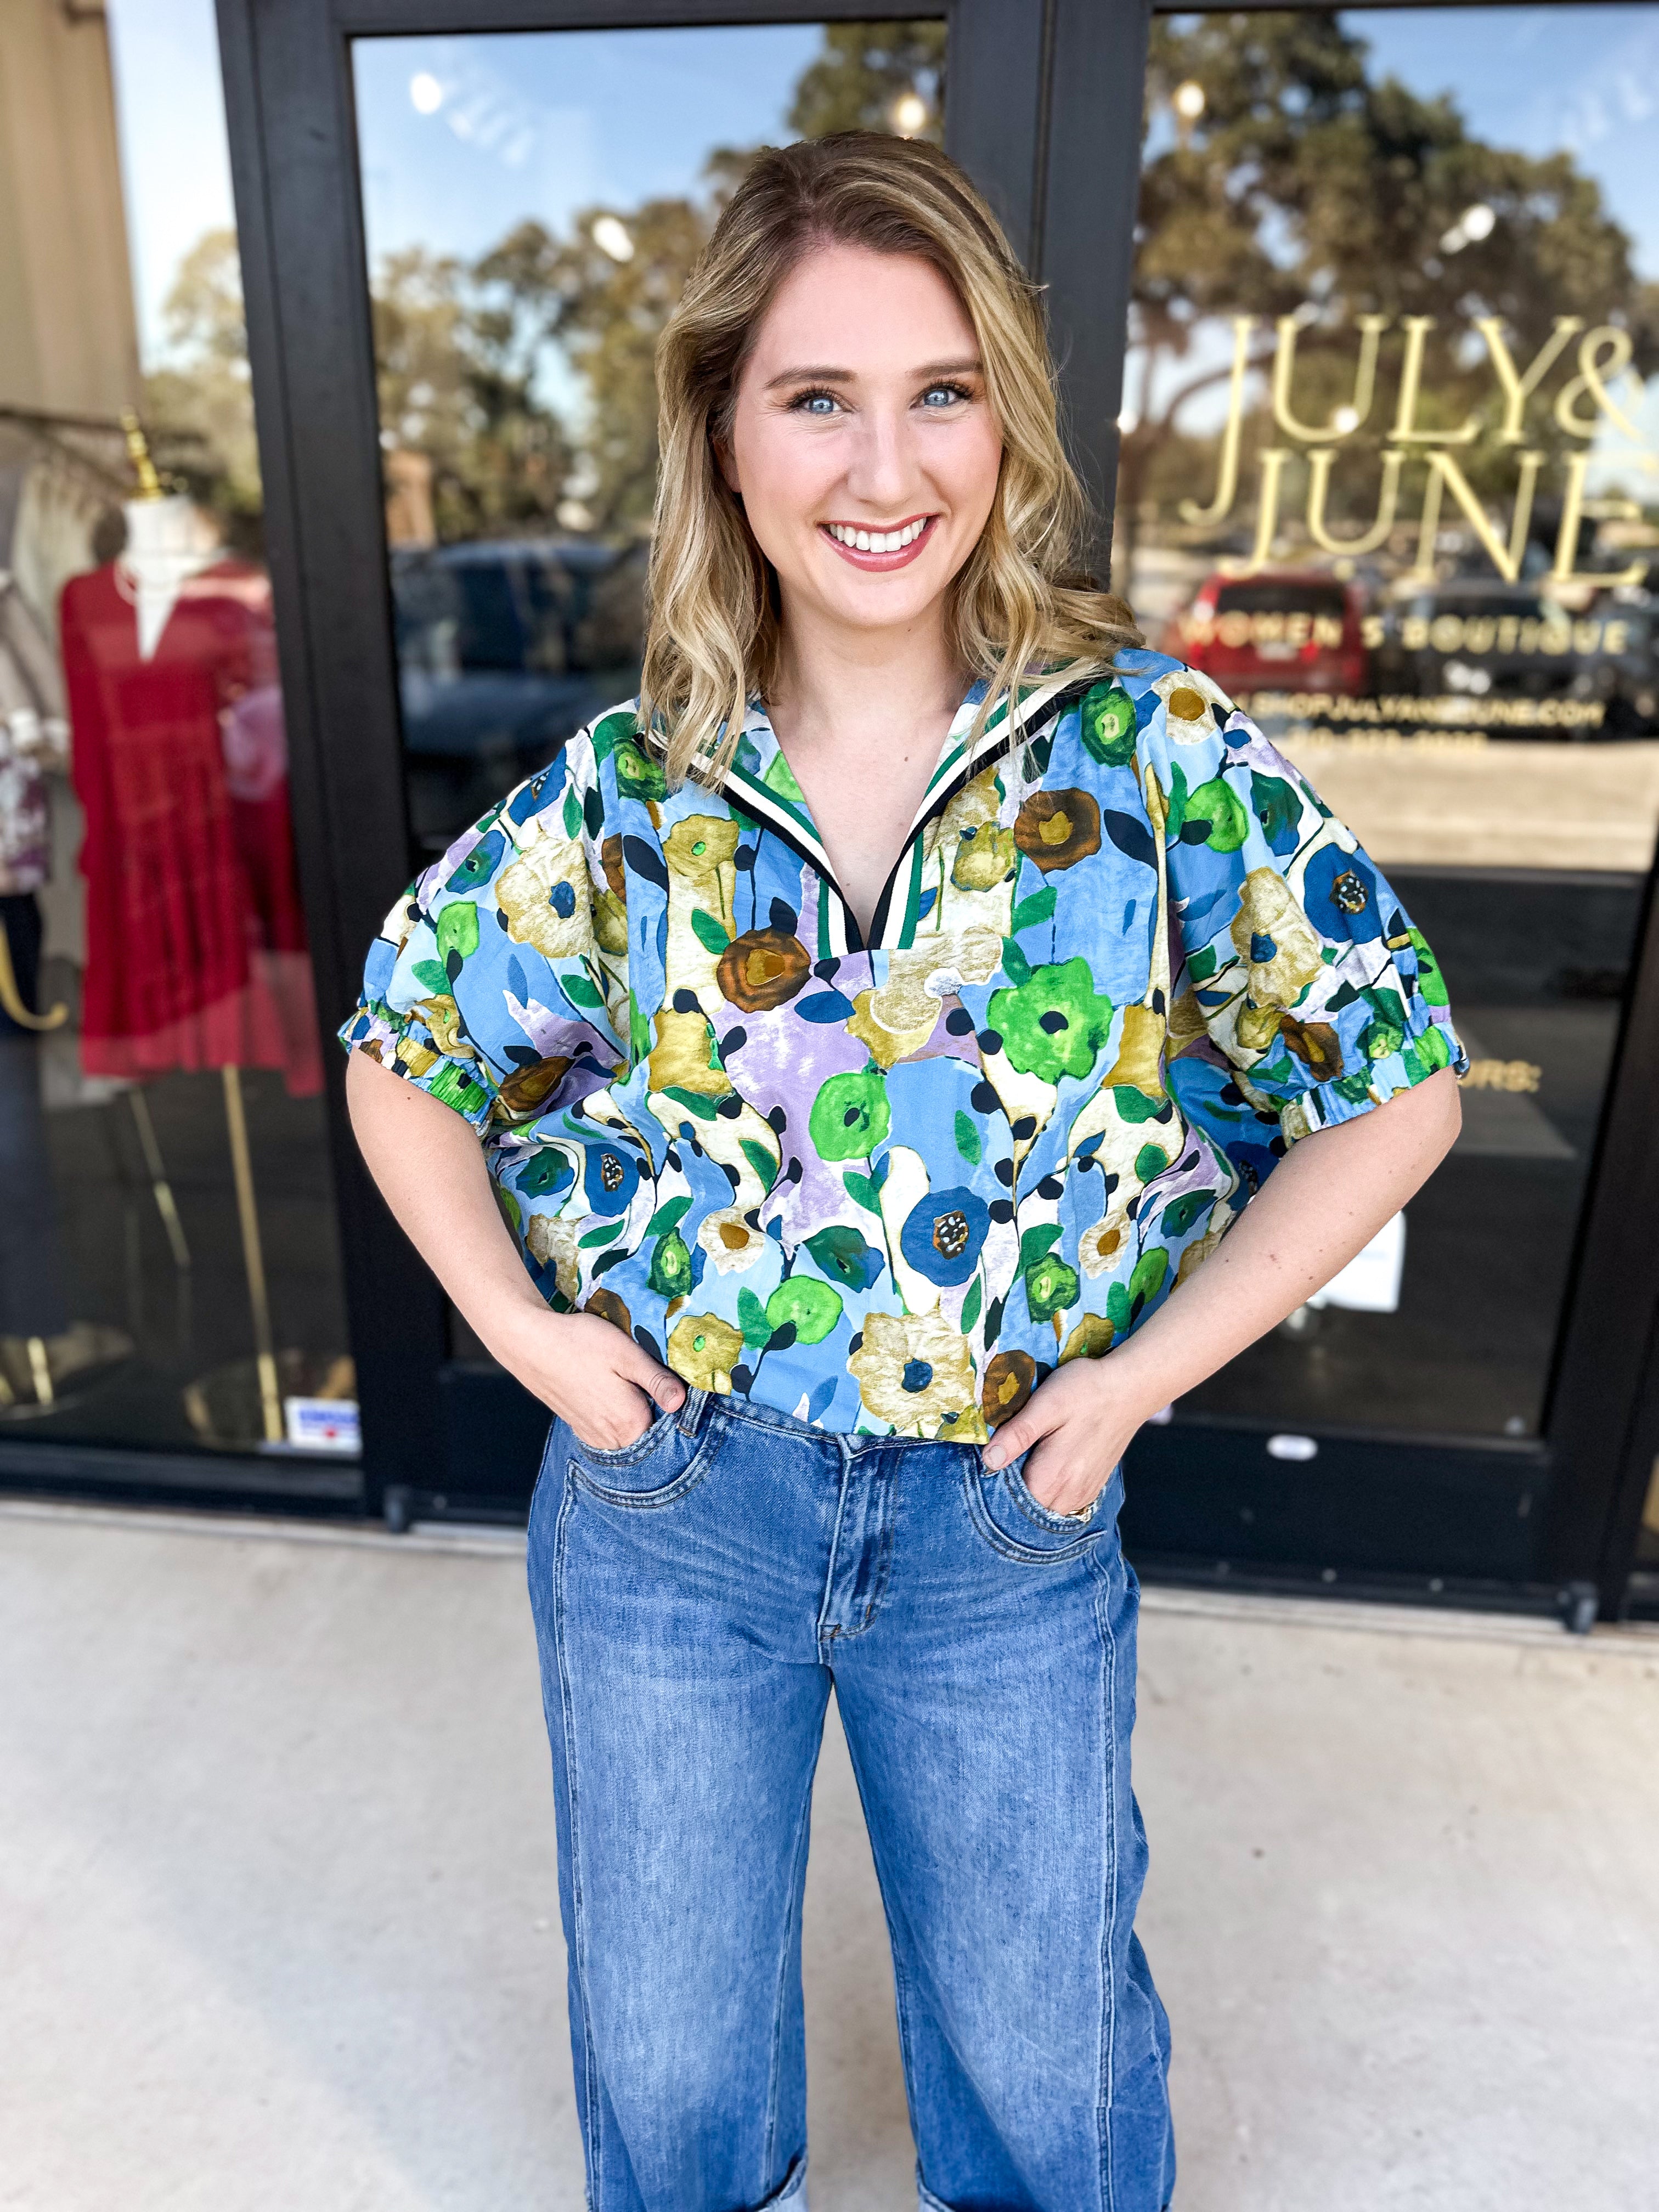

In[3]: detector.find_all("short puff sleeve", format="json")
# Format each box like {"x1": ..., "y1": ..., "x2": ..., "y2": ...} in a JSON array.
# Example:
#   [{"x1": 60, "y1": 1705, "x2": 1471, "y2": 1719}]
[
  {"x1": 338, "y1": 736, "x2": 629, "y2": 1136},
  {"x1": 1137, "y1": 667, "x2": 1467, "y2": 1147}
]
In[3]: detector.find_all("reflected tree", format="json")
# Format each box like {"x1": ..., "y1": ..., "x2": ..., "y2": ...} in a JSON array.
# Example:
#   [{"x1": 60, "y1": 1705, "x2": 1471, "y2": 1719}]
[{"x1": 1125, "y1": 10, "x2": 1659, "y2": 566}]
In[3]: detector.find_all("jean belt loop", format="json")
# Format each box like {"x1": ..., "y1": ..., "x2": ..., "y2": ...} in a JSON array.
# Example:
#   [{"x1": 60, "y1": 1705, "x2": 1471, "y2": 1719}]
[{"x1": 676, "y1": 1385, "x2": 709, "y2": 1438}]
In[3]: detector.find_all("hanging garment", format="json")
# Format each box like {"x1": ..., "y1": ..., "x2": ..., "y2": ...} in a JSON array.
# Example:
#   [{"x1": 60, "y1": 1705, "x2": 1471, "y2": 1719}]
[{"x1": 60, "y1": 556, "x2": 321, "y2": 1096}]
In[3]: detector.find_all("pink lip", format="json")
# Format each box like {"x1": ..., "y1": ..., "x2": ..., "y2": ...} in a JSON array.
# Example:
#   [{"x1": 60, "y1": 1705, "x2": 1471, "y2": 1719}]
[{"x1": 819, "y1": 515, "x2": 938, "y2": 572}]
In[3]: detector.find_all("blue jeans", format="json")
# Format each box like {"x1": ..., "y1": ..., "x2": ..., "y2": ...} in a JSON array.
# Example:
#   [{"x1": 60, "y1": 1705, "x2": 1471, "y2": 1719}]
[{"x1": 526, "y1": 1389, "x2": 1175, "y2": 2212}]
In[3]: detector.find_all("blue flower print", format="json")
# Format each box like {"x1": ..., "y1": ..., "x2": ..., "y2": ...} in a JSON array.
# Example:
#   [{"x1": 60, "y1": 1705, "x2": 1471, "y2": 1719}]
[
  {"x1": 584, "y1": 1141, "x2": 640, "y2": 1217},
  {"x1": 899, "y1": 1184, "x2": 991, "y2": 1288},
  {"x1": 1302, "y1": 844, "x2": 1384, "y2": 944}
]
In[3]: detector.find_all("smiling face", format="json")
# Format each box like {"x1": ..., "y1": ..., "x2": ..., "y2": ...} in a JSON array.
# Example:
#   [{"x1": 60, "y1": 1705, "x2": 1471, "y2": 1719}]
[{"x1": 720, "y1": 242, "x2": 1004, "y2": 649}]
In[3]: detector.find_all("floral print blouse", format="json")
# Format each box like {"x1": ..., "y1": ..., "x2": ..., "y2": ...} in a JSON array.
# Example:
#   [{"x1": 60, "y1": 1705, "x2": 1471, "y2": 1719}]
[{"x1": 341, "y1": 652, "x2": 1465, "y2": 1439}]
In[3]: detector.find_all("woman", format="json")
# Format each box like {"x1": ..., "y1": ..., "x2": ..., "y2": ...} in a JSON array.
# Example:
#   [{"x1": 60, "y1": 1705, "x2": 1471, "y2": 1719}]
[{"x1": 343, "y1": 134, "x2": 1463, "y2": 2212}]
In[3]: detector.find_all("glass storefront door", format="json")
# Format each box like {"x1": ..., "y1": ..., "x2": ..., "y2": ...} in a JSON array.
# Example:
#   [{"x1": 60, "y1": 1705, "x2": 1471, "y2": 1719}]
[
  {"x1": 1117, "y1": 3, "x2": 1659, "y2": 1581},
  {"x1": 0, "y1": 1, "x2": 355, "y2": 1487}
]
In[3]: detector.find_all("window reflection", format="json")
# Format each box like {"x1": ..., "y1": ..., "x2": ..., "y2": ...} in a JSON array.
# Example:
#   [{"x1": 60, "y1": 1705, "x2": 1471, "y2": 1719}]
[{"x1": 1124, "y1": 7, "x2": 1659, "y2": 1438}]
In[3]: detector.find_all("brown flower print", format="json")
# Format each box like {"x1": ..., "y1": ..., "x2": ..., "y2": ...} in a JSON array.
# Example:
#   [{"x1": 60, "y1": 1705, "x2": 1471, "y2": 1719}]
[
  {"x1": 1013, "y1": 789, "x2": 1103, "y2": 873},
  {"x1": 716, "y1": 927, "x2": 810, "y2": 1012}
]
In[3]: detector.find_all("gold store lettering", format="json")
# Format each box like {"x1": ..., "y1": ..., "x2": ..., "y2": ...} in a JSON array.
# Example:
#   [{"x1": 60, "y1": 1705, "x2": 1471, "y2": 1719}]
[{"x1": 1176, "y1": 315, "x2": 1654, "y2": 585}]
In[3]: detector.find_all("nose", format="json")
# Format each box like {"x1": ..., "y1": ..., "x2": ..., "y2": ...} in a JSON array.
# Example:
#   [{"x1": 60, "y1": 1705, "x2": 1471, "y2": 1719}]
[{"x1": 841, "y1": 398, "x2": 920, "y2": 515}]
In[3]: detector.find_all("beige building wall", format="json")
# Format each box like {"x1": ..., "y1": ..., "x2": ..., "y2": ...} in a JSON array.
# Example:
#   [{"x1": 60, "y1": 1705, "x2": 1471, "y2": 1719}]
[{"x1": 0, "y1": 0, "x2": 140, "y2": 420}]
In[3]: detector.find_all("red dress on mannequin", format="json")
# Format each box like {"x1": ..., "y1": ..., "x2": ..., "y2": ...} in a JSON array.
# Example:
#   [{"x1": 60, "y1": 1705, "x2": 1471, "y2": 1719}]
[{"x1": 60, "y1": 556, "x2": 322, "y2": 1096}]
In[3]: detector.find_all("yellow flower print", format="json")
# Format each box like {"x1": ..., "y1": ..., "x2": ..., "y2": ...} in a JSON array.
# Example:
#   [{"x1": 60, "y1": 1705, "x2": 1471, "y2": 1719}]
[
  {"x1": 663, "y1": 814, "x2": 740, "y2": 1009},
  {"x1": 1079, "y1": 1208, "x2": 1132, "y2": 1278},
  {"x1": 593, "y1": 888, "x2": 629, "y2": 955},
  {"x1": 1166, "y1": 987, "x2": 1209, "y2": 1057},
  {"x1": 496, "y1": 827, "x2": 595, "y2": 960},
  {"x1": 1235, "y1": 1002, "x2": 1285, "y2": 1052},
  {"x1": 664, "y1": 815, "x2": 739, "y2": 888},
  {"x1": 849, "y1": 1310, "x2": 980, "y2": 1438},
  {"x1": 393, "y1": 1035, "x2": 439, "y2": 1079},
  {"x1": 935, "y1": 771, "x2": 1017, "y2": 935},
  {"x1": 1228, "y1": 868, "x2": 1323, "y2": 1008},
  {"x1": 870, "y1": 930, "x2": 1002, "y2": 1035},
  {"x1": 950, "y1": 824, "x2": 1017, "y2": 892},
  {"x1": 1152, "y1": 668, "x2": 1225, "y2": 745},
  {"x1": 1060, "y1": 1312, "x2": 1115, "y2": 1363},
  {"x1": 847, "y1": 988, "x2": 938, "y2": 1070},
  {"x1": 668, "y1": 1312, "x2": 746, "y2": 1393},
  {"x1": 526, "y1": 1212, "x2": 582, "y2": 1302},
  {"x1": 380, "y1": 888, "x2": 420, "y2": 951},
  {"x1": 1097, "y1": 1002, "x2": 1166, "y2": 1099},
  {"x1": 696, "y1": 1206, "x2": 767, "y2": 1274},
  {"x1": 413, "y1": 994, "x2": 477, "y2": 1060},
  {"x1": 648, "y1": 1008, "x2": 732, "y2": 1098}
]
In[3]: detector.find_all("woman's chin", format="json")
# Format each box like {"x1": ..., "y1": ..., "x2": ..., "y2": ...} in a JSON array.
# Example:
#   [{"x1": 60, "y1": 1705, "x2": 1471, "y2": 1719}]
[{"x1": 786, "y1": 555, "x2": 953, "y2": 635}]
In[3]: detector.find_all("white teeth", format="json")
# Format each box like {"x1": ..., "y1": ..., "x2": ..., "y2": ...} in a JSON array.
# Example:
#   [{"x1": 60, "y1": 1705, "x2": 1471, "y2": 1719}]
[{"x1": 828, "y1": 518, "x2": 928, "y2": 551}]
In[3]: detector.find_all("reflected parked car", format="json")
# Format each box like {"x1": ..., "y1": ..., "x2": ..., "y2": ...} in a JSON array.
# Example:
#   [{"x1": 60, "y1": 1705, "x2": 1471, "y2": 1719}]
[
  {"x1": 391, "y1": 537, "x2": 648, "y2": 854},
  {"x1": 1162, "y1": 570, "x2": 1369, "y2": 696},
  {"x1": 1367, "y1": 578, "x2": 1656, "y2": 736}
]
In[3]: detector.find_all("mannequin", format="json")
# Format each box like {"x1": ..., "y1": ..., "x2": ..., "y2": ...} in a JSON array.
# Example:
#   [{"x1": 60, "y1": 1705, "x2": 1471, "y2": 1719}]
[
  {"x1": 57, "y1": 417, "x2": 319, "y2": 1440},
  {"x1": 61, "y1": 460, "x2": 319, "y2": 1094}
]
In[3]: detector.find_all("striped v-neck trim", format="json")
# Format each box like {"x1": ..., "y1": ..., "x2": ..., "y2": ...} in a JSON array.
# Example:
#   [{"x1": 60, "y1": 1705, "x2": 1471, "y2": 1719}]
[{"x1": 721, "y1": 667, "x2": 1086, "y2": 955}]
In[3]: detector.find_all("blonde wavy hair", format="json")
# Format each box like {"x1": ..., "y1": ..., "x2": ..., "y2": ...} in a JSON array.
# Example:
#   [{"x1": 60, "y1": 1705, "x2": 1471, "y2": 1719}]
[{"x1": 642, "y1": 131, "x2": 1141, "y2": 786}]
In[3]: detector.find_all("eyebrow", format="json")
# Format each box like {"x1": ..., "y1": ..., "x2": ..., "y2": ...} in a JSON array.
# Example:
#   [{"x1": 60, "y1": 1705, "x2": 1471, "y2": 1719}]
[{"x1": 763, "y1": 357, "x2": 983, "y2": 390}]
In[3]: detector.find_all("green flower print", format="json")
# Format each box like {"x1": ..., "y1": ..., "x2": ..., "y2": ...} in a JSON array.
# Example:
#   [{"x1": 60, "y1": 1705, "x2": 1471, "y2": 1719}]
[
  {"x1": 809, "y1": 1069, "x2": 891, "y2": 1160},
  {"x1": 648, "y1": 1230, "x2": 693, "y2": 1299},
  {"x1": 614, "y1": 739, "x2": 668, "y2": 803},
  {"x1": 766, "y1": 1277, "x2": 844, "y2": 1345},
  {"x1": 1409, "y1": 927, "x2": 1449, "y2": 1007},
  {"x1": 1025, "y1": 1252, "x2": 1080, "y2": 1324},
  {"x1": 435, "y1": 900, "x2": 479, "y2": 966},
  {"x1": 1183, "y1": 775, "x2": 1249, "y2": 854},
  {"x1": 988, "y1": 958, "x2": 1114, "y2": 1084},
  {"x1": 1081, "y1": 681, "x2": 1137, "y2": 766}
]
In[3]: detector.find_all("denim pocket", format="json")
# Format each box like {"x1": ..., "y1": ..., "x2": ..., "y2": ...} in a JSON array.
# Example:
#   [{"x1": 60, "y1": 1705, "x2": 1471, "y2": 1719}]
[
  {"x1": 963, "y1": 1450, "x2": 1116, "y2": 1564},
  {"x1": 565, "y1": 1407, "x2": 715, "y2": 1509}
]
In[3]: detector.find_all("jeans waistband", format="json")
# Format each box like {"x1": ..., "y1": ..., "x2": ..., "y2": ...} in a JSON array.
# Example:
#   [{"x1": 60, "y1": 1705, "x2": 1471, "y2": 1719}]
[{"x1": 676, "y1": 1386, "x2": 968, "y2": 1455}]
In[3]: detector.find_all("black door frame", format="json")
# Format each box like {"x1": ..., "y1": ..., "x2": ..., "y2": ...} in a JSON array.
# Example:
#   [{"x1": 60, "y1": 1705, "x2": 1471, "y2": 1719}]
[{"x1": 210, "y1": 0, "x2": 1659, "y2": 1612}]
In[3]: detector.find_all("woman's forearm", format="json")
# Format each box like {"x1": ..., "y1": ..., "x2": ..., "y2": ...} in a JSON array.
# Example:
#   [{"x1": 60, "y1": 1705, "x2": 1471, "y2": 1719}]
[
  {"x1": 345, "y1": 1047, "x2": 546, "y2": 1359},
  {"x1": 345, "y1": 1048, "x2": 684, "y2": 1444},
  {"x1": 1104, "y1": 1065, "x2": 1463, "y2": 1416}
]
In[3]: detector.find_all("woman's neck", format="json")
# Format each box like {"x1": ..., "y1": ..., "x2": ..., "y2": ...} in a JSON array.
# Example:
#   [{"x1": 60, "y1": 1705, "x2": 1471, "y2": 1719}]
[
  {"x1": 764, "y1": 603, "x2": 968, "y2": 941},
  {"x1": 766, "y1": 605, "x2": 963, "y2": 756}
]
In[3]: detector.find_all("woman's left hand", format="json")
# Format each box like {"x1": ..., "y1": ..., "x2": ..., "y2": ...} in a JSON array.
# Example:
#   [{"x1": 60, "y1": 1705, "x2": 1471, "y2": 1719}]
[{"x1": 980, "y1": 1357, "x2": 1160, "y2": 1517}]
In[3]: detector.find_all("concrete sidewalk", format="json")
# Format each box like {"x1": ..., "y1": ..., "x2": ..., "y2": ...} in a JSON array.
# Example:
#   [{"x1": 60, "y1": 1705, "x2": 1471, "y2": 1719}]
[{"x1": 2, "y1": 1500, "x2": 1656, "y2": 2211}]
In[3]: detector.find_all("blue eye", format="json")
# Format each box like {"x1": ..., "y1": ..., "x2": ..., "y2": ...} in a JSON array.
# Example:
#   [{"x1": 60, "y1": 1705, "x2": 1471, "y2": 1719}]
[
  {"x1": 922, "y1": 383, "x2": 969, "y2": 408},
  {"x1": 792, "y1": 390, "x2": 839, "y2": 415}
]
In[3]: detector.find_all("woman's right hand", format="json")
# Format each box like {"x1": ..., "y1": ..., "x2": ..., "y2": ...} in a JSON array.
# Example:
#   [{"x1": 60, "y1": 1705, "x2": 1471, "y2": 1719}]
[
  {"x1": 490, "y1": 1305, "x2": 689, "y2": 1453},
  {"x1": 342, "y1": 1053, "x2": 689, "y2": 1455}
]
